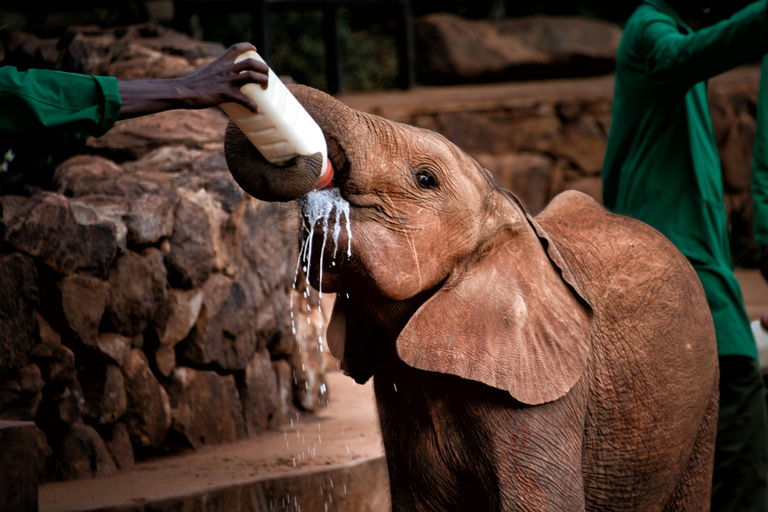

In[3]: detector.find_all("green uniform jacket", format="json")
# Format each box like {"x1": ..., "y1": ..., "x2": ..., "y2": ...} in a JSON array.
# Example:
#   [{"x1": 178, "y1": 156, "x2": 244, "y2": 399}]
[
  {"x1": 602, "y1": 0, "x2": 768, "y2": 359},
  {"x1": 754, "y1": 55, "x2": 768, "y2": 250},
  {"x1": 0, "y1": 67, "x2": 121, "y2": 136}
]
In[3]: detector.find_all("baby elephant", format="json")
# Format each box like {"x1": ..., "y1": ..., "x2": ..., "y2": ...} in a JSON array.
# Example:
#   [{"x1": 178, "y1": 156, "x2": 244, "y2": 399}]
[{"x1": 224, "y1": 84, "x2": 719, "y2": 511}]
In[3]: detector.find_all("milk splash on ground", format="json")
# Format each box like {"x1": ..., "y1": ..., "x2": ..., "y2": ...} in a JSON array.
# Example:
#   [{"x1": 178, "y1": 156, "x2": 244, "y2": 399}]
[{"x1": 289, "y1": 188, "x2": 352, "y2": 341}]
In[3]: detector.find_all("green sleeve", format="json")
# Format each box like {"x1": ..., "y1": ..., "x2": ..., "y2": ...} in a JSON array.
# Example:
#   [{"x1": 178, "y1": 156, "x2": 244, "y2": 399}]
[
  {"x1": 0, "y1": 66, "x2": 122, "y2": 137},
  {"x1": 640, "y1": 1, "x2": 768, "y2": 92},
  {"x1": 754, "y1": 55, "x2": 768, "y2": 249}
]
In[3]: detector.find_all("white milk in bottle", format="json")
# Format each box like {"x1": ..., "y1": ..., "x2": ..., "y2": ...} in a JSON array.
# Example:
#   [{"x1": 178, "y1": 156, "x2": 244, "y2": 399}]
[{"x1": 221, "y1": 51, "x2": 334, "y2": 188}]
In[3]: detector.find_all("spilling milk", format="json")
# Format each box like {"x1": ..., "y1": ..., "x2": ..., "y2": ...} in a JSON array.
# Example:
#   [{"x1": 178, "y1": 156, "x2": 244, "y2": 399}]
[
  {"x1": 289, "y1": 188, "x2": 352, "y2": 337},
  {"x1": 221, "y1": 51, "x2": 334, "y2": 188}
]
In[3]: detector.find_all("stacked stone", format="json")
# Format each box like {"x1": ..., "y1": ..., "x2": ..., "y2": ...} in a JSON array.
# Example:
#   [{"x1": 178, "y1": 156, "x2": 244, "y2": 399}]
[{"x1": 0, "y1": 25, "x2": 330, "y2": 483}]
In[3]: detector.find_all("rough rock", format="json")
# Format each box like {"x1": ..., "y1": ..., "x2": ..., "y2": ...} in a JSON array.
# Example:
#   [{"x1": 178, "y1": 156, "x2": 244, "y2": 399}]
[
  {"x1": 104, "y1": 249, "x2": 167, "y2": 337},
  {"x1": 177, "y1": 187, "x2": 231, "y2": 273},
  {"x1": 167, "y1": 367, "x2": 245, "y2": 450},
  {"x1": 86, "y1": 108, "x2": 229, "y2": 161},
  {"x1": 179, "y1": 274, "x2": 255, "y2": 371},
  {"x1": 0, "y1": 364, "x2": 44, "y2": 421},
  {"x1": 39, "y1": 274, "x2": 110, "y2": 348},
  {"x1": 124, "y1": 194, "x2": 175, "y2": 246},
  {"x1": 165, "y1": 194, "x2": 215, "y2": 289},
  {"x1": 152, "y1": 288, "x2": 203, "y2": 377},
  {"x1": 272, "y1": 360, "x2": 294, "y2": 421},
  {"x1": 54, "y1": 155, "x2": 125, "y2": 197},
  {"x1": 122, "y1": 145, "x2": 207, "y2": 175},
  {"x1": 54, "y1": 155, "x2": 174, "y2": 198},
  {"x1": 31, "y1": 343, "x2": 76, "y2": 385},
  {"x1": 51, "y1": 423, "x2": 117, "y2": 481},
  {"x1": 69, "y1": 196, "x2": 128, "y2": 254},
  {"x1": 0, "y1": 192, "x2": 117, "y2": 277},
  {"x1": 103, "y1": 422, "x2": 135, "y2": 469},
  {"x1": 106, "y1": 43, "x2": 190, "y2": 80},
  {"x1": 240, "y1": 350, "x2": 282, "y2": 435},
  {"x1": 95, "y1": 333, "x2": 132, "y2": 367},
  {"x1": 0, "y1": 421, "x2": 38, "y2": 511},
  {"x1": 154, "y1": 288, "x2": 203, "y2": 347},
  {"x1": 0, "y1": 253, "x2": 39, "y2": 374},
  {"x1": 34, "y1": 382, "x2": 83, "y2": 441},
  {"x1": 121, "y1": 349, "x2": 170, "y2": 448},
  {"x1": 290, "y1": 292, "x2": 329, "y2": 412},
  {"x1": 130, "y1": 29, "x2": 226, "y2": 62},
  {"x1": 80, "y1": 364, "x2": 127, "y2": 425},
  {"x1": 35, "y1": 312, "x2": 61, "y2": 346},
  {"x1": 476, "y1": 153, "x2": 556, "y2": 213},
  {"x1": 415, "y1": 13, "x2": 621, "y2": 84}
]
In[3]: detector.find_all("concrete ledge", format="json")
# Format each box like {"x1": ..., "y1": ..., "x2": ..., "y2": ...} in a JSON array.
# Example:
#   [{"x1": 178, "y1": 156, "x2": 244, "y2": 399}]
[
  {"x1": 48, "y1": 456, "x2": 389, "y2": 512},
  {"x1": 0, "y1": 421, "x2": 39, "y2": 512}
]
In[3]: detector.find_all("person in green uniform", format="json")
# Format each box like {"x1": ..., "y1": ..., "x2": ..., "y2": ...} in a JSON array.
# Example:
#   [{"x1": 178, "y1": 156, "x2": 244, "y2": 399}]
[
  {"x1": 755, "y1": 55, "x2": 768, "y2": 283},
  {"x1": 0, "y1": 41, "x2": 267, "y2": 136},
  {"x1": 602, "y1": 1, "x2": 768, "y2": 510}
]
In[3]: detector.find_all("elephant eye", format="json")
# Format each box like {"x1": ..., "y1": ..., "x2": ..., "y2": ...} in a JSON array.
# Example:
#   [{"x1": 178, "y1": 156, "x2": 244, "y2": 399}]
[{"x1": 414, "y1": 170, "x2": 438, "y2": 190}]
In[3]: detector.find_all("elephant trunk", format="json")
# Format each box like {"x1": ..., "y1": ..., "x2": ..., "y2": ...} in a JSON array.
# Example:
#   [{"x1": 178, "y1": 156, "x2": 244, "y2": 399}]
[{"x1": 223, "y1": 84, "x2": 354, "y2": 202}]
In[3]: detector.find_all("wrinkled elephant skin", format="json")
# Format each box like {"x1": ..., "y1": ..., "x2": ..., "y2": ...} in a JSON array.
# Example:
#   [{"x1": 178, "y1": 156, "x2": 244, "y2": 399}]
[{"x1": 225, "y1": 85, "x2": 719, "y2": 512}]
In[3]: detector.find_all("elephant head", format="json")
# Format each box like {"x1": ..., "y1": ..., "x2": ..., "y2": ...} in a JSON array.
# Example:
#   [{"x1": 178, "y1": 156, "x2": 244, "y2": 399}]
[{"x1": 225, "y1": 85, "x2": 592, "y2": 406}]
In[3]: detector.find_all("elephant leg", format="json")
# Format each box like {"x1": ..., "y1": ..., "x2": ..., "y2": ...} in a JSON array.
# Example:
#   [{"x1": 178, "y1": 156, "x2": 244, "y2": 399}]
[{"x1": 663, "y1": 377, "x2": 719, "y2": 512}]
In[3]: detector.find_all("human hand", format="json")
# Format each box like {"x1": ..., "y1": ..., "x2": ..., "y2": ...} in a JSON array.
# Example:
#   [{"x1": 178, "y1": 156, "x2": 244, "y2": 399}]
[
  {"x1": 761, "y1": 311, "x2": 768, "y2": 331},
  {"x1": 174, "y1": 42, "x2": 269, "y2": 113}
]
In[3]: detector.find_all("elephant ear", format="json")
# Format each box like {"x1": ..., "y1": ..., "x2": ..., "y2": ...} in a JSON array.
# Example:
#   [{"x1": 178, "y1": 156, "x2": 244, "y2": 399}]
[
  {"x1": 396, "y1": 218, "x2": 593, "y2": 406},
  {"x1": 326, "y1": 294, "x2": 386, "y2": 384}
]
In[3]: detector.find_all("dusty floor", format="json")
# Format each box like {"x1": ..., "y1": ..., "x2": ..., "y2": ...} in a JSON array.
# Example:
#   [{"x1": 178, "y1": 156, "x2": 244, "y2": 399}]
[{"x1": 38, "y1": 270, "x2": 768, "y2": 512}]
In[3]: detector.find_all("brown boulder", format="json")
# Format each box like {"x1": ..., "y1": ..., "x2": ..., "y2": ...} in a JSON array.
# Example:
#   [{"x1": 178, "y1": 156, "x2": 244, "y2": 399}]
[
  {"x1": 1, "y1": 192, "x2": 117, "y2": 277},
  {"x1": 40, "y1": 274, "x2": 110, "y2": 348},
  {"x1": 0, "y1": 363, "x2": 44, "y2": 421},
  {"x1": 103, "y1": 422, "x2": 135, "y2": 469},
  {"x1": 86, "y1": 108, "x2": 228, "y2": 161},
  {"x1": 272, "y1": 359, "x2": 294, "y2": 421},
  {"x1": 167, "y1": 367, "x2": 245, "y2": 449},
  {"x1": 124, "y1": 194, "x2": 175, "y2": 245},
  {"x1": 179, "y1": 274, "x2": 255, "y2": 371},
  {"x1": 54, "y1": 155, "x2": 174, "y2": 198},
  {"x1": 53, "y1": 155, "x2": 124, "y2": 198},
  {"x1": 121, "y1": 349, "x2": 170, "y2": 448},
  {"x1": 415, "y1": 13, "x2": 621, "y2": 84},
  {"x1": 51, "y1": 423, "x2": 116, "y2": 481},
  {"x1": 165, "y1": 194, "x2": 215, "y2": 289},
  {"x1": 240, "y1": 350, "x2": 282, "y2": 435},
  {"x1": 290, "y1": 291, "x2": 329, "y2": 412},
  {"x1": 106, "y1": 43, "x2": 190, "y2": 80},
  {"x1": 0, "y1": 421, "x2": 39, "y2": 511},
  {"x1": 0, "y1": 253, "x2": 39, "y2": 374},
  {"x1": 80, "y1": 363, "x2": 127, "y2": 425},
  {"x1": 152, "y1": 288, "x2": 203, "y2": 377},
  {"x1": 104, "y1": 249, "x2": 167, "y2": 337},
  {"x1": 476, "y1": 153, "x2": 556, "y2": 213},
  {"x1": 31, "y1": 343, "x2": 76, "y2": 384},
  {"x1": 34, "y1": 382, "x2": 83, "y2": 440},
  {"x1": 95, "y1": 333, "x2": 132, "y2": 367}
]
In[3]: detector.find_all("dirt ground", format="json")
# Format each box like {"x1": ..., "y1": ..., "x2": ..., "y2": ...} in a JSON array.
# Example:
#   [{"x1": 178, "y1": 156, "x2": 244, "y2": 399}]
[{"x1": 38, "y1": 270, "x2": 768, "y2": 512}]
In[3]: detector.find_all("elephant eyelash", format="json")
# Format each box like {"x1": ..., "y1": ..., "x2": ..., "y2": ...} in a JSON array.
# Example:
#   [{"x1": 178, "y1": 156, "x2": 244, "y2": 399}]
[{"x1": 412, "y1": 169, "x2": 439, "y2": 190}]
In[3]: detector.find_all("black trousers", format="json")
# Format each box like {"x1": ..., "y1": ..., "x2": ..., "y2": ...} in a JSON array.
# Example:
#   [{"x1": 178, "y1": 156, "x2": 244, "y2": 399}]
[{"x1": 712, "y1": 356, "x2": 768, "y2": 512}]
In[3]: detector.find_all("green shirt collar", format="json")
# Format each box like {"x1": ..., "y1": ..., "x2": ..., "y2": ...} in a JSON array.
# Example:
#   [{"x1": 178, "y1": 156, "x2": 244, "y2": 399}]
[{"x1": 643, "y1": 0, "x2": 693, "y2": 33}]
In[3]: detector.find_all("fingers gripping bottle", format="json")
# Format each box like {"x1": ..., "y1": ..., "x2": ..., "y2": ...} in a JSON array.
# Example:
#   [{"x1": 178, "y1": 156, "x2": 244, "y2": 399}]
[{"x1": 221, "y1": 51, "x2": 334, "y2": 189}]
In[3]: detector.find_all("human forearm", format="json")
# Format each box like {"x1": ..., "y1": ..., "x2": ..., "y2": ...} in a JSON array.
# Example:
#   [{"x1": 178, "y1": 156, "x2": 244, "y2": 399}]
[
  {"x1": 644, "y1": 0, "x2": 768, "y2": 90},
  {"x1": 117, "y1": 42, "x2": 268, "y2": 120}
]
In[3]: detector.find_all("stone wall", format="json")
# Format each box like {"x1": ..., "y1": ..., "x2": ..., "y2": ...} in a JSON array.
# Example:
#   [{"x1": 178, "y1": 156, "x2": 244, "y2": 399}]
[{"x1": 0, "y1": 24, "x2": 330, "y2": 483}]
